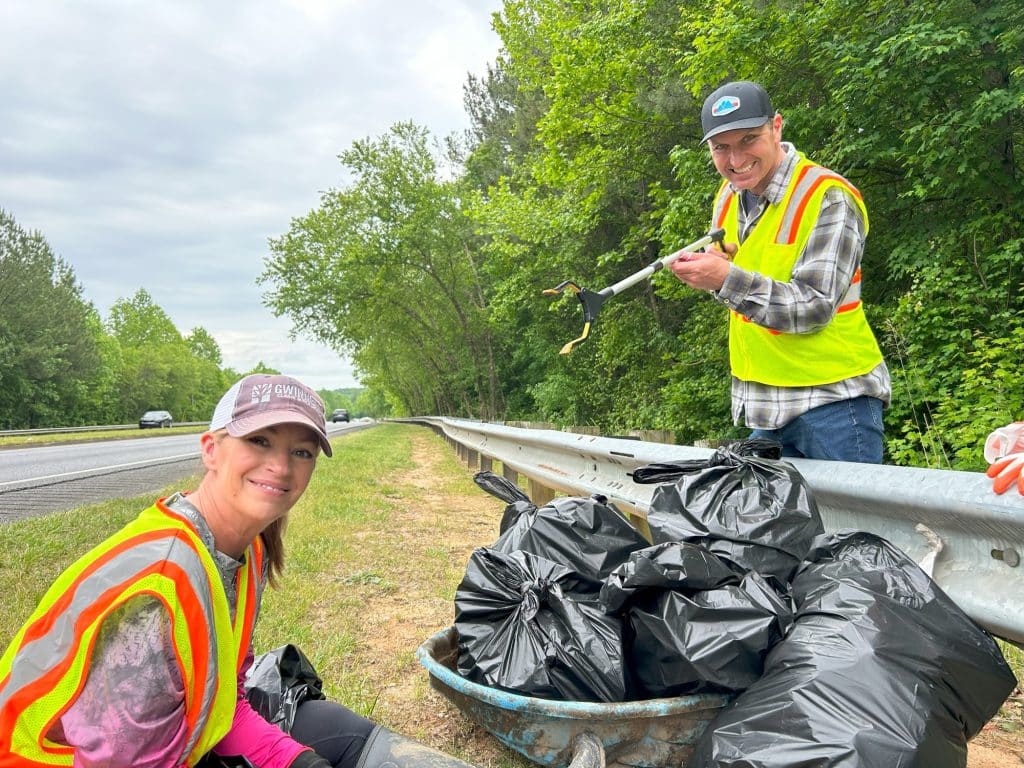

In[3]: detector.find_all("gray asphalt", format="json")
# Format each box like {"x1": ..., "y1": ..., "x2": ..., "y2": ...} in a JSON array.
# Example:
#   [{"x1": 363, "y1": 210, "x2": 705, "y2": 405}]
[
  {"x1": 0, "y1": 421, "x2": 369, "y2": 524},
  {"x1": 0, "y1": 457, "x2": 202, "y2": 523}
]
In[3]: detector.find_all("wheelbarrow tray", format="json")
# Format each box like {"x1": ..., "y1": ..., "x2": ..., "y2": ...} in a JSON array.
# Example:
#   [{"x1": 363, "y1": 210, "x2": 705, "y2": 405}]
[{"x1": 416, "y1": 626, "x2": 732, "y2": 768}]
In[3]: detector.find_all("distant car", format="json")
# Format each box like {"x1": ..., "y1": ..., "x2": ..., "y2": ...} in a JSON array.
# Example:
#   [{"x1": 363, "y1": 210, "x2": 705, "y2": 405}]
[
  {"x1": 139, "y1": 410, "x2": 173, "y2": 429},
  {"x1": 330, "y1": 408, "x2": 350, "y2": 423}
]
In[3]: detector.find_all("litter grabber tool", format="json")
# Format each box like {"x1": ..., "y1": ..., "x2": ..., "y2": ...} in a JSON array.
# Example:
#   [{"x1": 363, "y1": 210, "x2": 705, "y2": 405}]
[{"x1": 543, "y1": 228, "x2": 726, "y2": 354}]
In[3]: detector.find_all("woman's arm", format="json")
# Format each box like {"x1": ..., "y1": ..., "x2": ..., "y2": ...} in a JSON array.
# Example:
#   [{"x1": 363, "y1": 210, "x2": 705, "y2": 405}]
[{"x1": 60, "y1": 598, "x2": 189, "y2": 768}]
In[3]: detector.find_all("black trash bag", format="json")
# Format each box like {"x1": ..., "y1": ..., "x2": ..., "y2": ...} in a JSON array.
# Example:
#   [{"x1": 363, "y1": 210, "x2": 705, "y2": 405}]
[
  {"x1": 689, "y1": 530, "x2": 1018, "y2": 768},
  {"x1": 472, "y1": 470, "x2": 534, "y2": 534},
  {"x1": 599, "y1": 541, "x2": 742, "y2": 612},
  {"x1": 243, "y1": 644, "x2": 327, "y2": 733},
  {"x1": 474, "y1": 474, "x2": 648, "y2": 582},
  {"x1": 455, "y1": 546, "x2": 627, "y2": 702},
  {"x1": 602, "y1": 542, "x2": 793, "y2": 698},
  {"x1": 637, "y1": 443, "x2": 823, "y2": 587},
  {"x1": 629, "y1": 438, "x2": 783, "y2": 484}
]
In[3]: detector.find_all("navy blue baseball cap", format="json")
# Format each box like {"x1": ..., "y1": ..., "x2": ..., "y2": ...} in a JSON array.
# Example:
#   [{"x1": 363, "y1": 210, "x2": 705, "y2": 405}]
[{"x1": 700, "y1": 81, "x2": 774, "y2": 142}]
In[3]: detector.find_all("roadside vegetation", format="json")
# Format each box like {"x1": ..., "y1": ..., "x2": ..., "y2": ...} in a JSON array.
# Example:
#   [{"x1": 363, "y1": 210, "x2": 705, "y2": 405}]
[
  {"x1": 3, "y1": 1, "x2": 1021, "y2": 469},
  {"x1": 0, "y1": 424, "x2": 208, "y2": 449},
  {"x1": 0, "y1": 424, "x2": 1020, "y2": 762}
]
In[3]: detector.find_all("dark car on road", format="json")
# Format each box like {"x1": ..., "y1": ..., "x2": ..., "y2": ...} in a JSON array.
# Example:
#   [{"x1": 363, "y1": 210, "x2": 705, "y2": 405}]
[
  {"x1": 330, "y1": 408, "x2": 350, "y2": 423},
  {"x1": 139, "y1": 410, "x2": 174, "y2": 429}
]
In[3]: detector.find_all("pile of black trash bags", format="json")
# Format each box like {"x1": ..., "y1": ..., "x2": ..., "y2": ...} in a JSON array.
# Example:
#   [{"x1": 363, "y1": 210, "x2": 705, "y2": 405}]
[{"x1": 454, "y1": 440, "x2": 1018, "y2": 767}]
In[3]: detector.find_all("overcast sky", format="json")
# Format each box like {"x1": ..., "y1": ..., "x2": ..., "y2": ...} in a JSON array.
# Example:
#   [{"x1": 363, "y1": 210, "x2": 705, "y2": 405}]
[{"x1": 1, "y1": 0, "x2": 502, "y2": 391}]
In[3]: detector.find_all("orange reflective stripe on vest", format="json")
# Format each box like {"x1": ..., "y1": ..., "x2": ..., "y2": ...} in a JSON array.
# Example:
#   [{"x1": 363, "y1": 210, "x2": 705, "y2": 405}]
[
  {"x1": 715, "y1": 153, "x2": 883, "y2": 386},
  {"x1": 0, "y1": 500, "x2": 262, "y2": 767}
]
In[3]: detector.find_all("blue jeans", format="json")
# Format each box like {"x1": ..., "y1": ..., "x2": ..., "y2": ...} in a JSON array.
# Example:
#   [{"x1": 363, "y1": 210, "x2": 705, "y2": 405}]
[{"x1": 748, "y1": 396, "x2": 885, "y2": 464}]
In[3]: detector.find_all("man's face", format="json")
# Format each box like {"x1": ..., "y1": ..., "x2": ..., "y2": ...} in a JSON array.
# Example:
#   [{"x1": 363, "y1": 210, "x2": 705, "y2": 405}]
[{"x1": 707, "y1": 114, "x2": 784, "y2": 195}]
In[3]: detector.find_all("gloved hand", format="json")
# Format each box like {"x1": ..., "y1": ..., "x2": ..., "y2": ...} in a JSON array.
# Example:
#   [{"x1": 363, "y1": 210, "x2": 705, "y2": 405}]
[
  {"x1": 987, "y1": 453, "x2": 1024, "y2": 495},
  {"x1": 288, "y1": 750, "x2": 331, "y2": 768},
  {"x1": 984, "y1": 422, "x2": 1024, "y2": 495}
]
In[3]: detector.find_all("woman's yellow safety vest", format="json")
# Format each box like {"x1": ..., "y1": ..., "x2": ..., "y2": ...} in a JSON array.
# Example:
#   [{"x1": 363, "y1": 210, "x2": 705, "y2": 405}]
[
  {"x1": 0, "y1": 499, "x2": 264, "y2": 768},
  {"x1": 713, "y1": 154, "x2": 883, "y2": 386}
]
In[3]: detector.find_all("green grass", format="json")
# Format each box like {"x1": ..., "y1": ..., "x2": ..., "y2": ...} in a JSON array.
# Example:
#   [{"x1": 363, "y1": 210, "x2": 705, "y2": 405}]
[
  {"x1": 0, "y1": 424, "x2": 208, "y2": 448},
  {"x1": 2, "y1": 423, "x2": 1020, "y2": 757},
  {"x1": 0, "y1": 425, "x2": 462, "y2": 719}
]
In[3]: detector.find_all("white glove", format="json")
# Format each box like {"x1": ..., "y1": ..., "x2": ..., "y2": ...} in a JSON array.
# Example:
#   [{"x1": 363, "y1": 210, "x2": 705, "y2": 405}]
[
  {"x1": 984, "y1": 421, "x2": 1024, "y2": 463},
  {"x1": 984, "y1": 422, "x2": 1024, "y2": 495}
]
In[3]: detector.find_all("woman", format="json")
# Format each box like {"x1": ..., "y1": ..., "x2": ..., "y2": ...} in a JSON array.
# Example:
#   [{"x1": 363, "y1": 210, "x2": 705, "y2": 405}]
[{"x1": 0, "y1": 374, "x2": 470, "y2": 768}]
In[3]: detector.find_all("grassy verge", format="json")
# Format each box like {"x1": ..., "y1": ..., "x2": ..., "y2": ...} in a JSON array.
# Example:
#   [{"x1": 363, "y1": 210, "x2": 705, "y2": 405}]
[
  {"x1": 1, "y1": 423, "x2": 1020, "y2": 762},
  {"x1": 0, "y1": 424, "x2": 208, "y2": 449},
  {"x1": 0, "y1": 424, "x2": 521, "y2": 764}
]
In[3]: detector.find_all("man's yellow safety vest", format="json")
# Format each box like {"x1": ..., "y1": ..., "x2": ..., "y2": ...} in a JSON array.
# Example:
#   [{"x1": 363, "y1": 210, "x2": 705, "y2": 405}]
[
  {"x1": 0, "y1": 499, "x2": 264, "y2": 767},
  {"x1": 713, "y1": 154, "x2": 884, "y2": 386}
]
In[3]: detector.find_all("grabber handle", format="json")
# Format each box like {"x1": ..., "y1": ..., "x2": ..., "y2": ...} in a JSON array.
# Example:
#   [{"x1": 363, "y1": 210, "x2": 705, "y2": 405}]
[{"x1": 604, "y1": 228, "x2": 727, "y2": 297}]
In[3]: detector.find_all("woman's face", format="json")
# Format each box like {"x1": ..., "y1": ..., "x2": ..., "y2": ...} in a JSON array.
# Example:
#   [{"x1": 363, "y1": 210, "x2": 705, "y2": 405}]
[{"x1": 200, "y1": 423, "x2": 319, "y2": 531}]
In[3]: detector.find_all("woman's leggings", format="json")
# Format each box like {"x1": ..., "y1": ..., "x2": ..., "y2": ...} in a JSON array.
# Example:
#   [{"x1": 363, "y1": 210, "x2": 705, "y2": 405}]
[{"x1": 290, "y1": 699, "x2": 376, "y2": 768}]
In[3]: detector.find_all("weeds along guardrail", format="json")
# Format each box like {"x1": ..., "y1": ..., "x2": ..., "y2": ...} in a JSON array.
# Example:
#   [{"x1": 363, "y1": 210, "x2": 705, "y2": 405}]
[{"x1": 399, "y1": 416, "x2": 1024, "y2": 646}]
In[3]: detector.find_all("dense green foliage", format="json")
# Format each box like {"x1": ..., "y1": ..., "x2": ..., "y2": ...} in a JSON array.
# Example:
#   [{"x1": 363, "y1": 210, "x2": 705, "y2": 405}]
[
  {"x1": 262, "y1": 0, "x2": 1023, "y2": 469},
  {"x1": 5, "y1": 2, "x2": 1021, "y2": 471},
  {"x1": 0, "y1": 210, "x2": 367, "y2": 427}
]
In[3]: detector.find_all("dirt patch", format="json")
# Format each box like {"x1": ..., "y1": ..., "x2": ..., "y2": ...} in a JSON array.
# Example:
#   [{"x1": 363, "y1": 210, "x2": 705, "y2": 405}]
[
  {"x1": 973, "y1": 690, "x2": 1024, "y2": 765},
  {"x1": 346, "y1": 432, "x2": 513, "y2": 764},
  {"x1": 355, "y1": 431, "x2": 1023, "y2": 767}
]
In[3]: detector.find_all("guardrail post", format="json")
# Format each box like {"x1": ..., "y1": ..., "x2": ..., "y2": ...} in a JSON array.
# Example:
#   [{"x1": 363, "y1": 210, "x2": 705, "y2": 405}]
[
  {"x1": 528, "y1": 478, "x2": 556, "y2": 506},
  {"x1": 501, "y1": 464, "x2": 518, "y2": 485},
  {"x1": 466, "y1": 448, "x2": 479, "y2": 469},
  {"x1": 479, "y1": 455, "x2": 493, "y2": 473}
]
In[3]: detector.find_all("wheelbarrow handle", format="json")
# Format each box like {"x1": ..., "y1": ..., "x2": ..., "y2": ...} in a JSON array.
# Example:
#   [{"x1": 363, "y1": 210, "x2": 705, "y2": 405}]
[{"x1": 568, "y1": 732, "x2": 606, "y2": 768}]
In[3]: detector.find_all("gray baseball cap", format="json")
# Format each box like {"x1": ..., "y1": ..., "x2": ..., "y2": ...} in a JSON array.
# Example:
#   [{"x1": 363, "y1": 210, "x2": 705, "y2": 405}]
[
  {"x1": 700, "y1": 81, "x2": 774, "y2": 143},
  {"x1": 209, "y1": 373, "x2": 332, "y2": 456}
]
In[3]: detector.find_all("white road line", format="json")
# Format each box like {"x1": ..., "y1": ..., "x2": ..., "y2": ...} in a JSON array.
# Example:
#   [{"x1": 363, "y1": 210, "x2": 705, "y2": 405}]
[{"x1": 0, "y1": 453, "x2": 199, "y2": 490}]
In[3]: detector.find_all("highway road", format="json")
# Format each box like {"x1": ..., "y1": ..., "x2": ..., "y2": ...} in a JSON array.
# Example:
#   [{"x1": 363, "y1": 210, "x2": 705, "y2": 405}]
[{"x1": 0, "y1": 421, "x2": 369, "y2": 523}]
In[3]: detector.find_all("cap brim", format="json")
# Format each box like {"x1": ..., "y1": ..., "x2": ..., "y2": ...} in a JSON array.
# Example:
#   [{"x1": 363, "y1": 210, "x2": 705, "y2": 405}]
[
  {"x1": 225, "y1": 411, "x2": 333, "y2": 457},
  {"x1": 701, "y1": 116, "x2": 771, "y2": 143}
]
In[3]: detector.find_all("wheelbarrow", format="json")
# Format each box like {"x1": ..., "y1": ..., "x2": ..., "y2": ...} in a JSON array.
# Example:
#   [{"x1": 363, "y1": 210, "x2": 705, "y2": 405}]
[{"x1": 416, "y1": 626, "x2": 732, "y2": 768}]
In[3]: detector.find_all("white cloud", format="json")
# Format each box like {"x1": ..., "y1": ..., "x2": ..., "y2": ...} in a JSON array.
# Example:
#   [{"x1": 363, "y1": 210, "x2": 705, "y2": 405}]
[{"x1": 0, "y1": 0, "x2": 501, "y2": 391}]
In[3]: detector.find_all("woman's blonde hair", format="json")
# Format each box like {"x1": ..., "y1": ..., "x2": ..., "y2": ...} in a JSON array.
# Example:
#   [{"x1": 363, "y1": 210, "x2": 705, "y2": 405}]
[
  {"x1": 203, "y1": 429, "x2": 298, "y2": 588},
  {"x1": 261, "y1": 517, "x2": 287, "y2": 589}
]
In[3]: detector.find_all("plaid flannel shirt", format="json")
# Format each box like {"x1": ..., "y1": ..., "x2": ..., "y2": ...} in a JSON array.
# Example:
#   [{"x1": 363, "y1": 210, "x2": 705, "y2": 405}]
[{"x1": 714, "y1": 144, "x2": 891, "y2": 429}]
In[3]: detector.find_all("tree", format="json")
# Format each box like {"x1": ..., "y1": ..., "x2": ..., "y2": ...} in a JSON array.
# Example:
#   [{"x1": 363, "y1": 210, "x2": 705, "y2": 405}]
[
  {"x1": 108, "y1": 289, "x2": 181, "y2": 347},
  {"x1": 106, "y1": 289, "x2": 220, "y2": 421},
  {"x1": 262, "y1": 122, "x2": 503, "y2": 418},
  {"x1": 186, "y1": 327, "x2": 223, "y2": 366},
  {"x1": 0, "y1": 209, "x2": 102, "y2": 428}
]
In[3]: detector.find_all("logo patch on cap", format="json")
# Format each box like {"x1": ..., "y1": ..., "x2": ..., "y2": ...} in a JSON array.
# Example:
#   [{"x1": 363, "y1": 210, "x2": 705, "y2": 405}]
[
  {"x1": 251, "y1": 383, "x2": 273, "y2": 403},
  {"x1": 711, "y1": 96, "x2": 741, "y2": 117}
]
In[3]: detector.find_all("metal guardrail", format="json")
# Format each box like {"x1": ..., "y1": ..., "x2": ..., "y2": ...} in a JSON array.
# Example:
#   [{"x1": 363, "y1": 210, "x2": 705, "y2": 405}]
[{"x1": 406, "y1": 417, "x2": 1024, "y2": 645}]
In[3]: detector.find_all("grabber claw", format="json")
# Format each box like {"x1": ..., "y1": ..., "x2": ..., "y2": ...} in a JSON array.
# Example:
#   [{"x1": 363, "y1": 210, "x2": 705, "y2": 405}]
[
  {"x1": 543, "y1": 228, "x2": 726, "y2": 354},
  {"x1": 542, "y1": 281, "x2": 613, "y2": 353}
]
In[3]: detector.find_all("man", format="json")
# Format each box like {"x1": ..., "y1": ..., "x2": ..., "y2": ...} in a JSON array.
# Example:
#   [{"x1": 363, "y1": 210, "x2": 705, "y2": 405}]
[{"x1": 670, "y1": 80, "x2": 890, "y2": 463}]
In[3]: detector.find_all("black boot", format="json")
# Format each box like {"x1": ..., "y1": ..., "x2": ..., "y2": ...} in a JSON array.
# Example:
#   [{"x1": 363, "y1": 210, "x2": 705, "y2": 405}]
[{"x1": 354, "y1": 726, "x2": 479, "y2": 768}]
